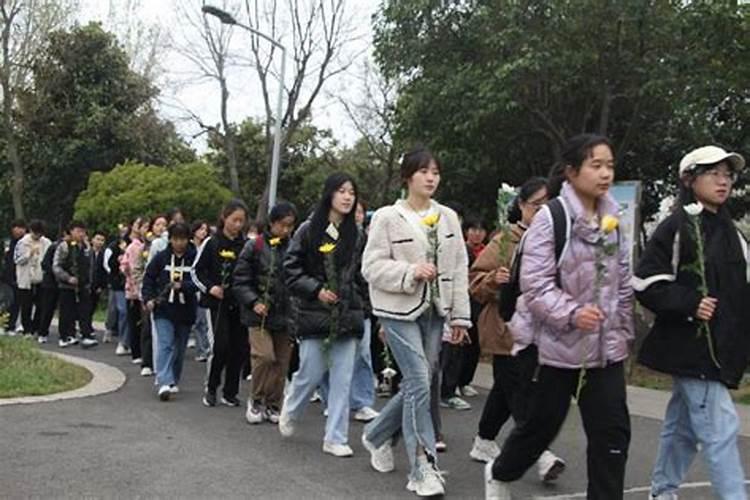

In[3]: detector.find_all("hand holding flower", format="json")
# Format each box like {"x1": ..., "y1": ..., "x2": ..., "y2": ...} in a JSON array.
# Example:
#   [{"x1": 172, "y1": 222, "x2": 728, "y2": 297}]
[
  {"x1": 494, "y1": 267, "x2": 511, "y2": 285},
  {"x1": 318, "y1": 288, "x2": 338, "y2": 304},
  {"x1": 209, "y1": 285, "x2": 224, "y2": 300},
  {"x1": 695, "y1": 296, "x2": 718, "y2": 322},
  {"x1": 253, "y1": 302, "x2": 269, "y2": 317},
  {"x1": 574, "y1": 304, "x2": 605, "y2": 332},
  {"x1": 414, "y1": 263, "x2": 437, "y2": 281}
]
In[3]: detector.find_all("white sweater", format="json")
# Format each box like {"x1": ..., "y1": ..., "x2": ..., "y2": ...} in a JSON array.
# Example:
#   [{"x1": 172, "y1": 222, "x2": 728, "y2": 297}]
[
  {"x1": 14, "y1": 234, "x2": 51, "y2": 289},
  {"x1": 362, "y1": 200, "x2": 471, "y2": 328}
]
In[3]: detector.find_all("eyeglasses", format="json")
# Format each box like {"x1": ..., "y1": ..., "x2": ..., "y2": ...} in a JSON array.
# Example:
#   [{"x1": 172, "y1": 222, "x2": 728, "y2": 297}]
[{"x1": 700, "y1": 169, "x2": 738, "y2": 184}]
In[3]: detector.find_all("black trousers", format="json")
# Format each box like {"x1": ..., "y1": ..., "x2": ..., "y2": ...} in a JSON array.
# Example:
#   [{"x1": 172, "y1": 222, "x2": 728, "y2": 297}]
[
  {"x1": 127, "y1": 299, "x2": 143, "y2": 360},
  {"x1": 206, "y1": 303, "x2": 246, "y2": 398},
  {"x1": 478, "y1": 346, "x2": 537, "y2": 440},
  {"x1": 458, "y1": 323, "x2": 480, "y2": 387},
  {"x1": 8, "y1": 285, "x2": 19, "y2": 331},
  {"x1": 17, "y1": 285, "x2": 41, "y2": 334},
  {"x1": 140, "y1": 308, "x2": 153, "y2": 369},
  {"x1": 492, "y1": 362, "x2": 631, "y2": 500},
  {"x1": 37, "y1": 286, "x2": 59, "y2": 337},
  {"x1": 440, "y1": 343, "x2": 464, "y2": 399},
  {"x1": 58, "y1": 289, "x2": 93, "y2": 340}
]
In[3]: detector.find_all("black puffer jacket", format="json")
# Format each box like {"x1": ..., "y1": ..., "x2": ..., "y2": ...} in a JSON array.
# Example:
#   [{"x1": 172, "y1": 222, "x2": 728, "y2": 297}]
[
  {"x1": 232, "y1": 232, "x2": 291, "y2": 332},
  {"x1": 191, "y1": 232, "x2": 246, "y2": 310},
  {"x1": 634, "y1": 209, "x2": 750, "y2": 389},
  {"x1": 283, "y1": 221, "x2": 365, "y2": 340}
]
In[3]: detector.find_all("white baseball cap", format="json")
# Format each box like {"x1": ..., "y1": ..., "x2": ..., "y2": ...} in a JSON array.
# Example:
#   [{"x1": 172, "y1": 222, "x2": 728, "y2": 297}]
[{"x1": 679, "y1": 145, "x2": 745, "y2": 176}]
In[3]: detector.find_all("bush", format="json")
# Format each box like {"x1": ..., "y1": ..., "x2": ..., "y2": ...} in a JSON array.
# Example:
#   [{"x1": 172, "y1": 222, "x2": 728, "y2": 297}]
[{"x1": 74, "y1": 161, "x2": 234, "y2": 233}]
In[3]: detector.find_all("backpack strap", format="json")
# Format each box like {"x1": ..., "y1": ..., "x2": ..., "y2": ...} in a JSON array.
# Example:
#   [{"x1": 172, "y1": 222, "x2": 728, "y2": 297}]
[{"x1": 546, "y1": 197, "x2": 572, "y2": 286}]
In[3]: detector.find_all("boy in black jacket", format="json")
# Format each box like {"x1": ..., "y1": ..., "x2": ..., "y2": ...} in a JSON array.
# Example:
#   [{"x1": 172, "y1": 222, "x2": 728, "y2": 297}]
[
  {"x1": 233, "y1": 202, "x2": 296, "y2": 424},
  {"x1": 53, "y1": 221, "x2": 98, "y2": 348},
  {"x1": 143, "y1": 223, "x2": 197, "y2": 402},
  {"x1": 633, "y1": 146, "x2": 749, "y2": 500}
]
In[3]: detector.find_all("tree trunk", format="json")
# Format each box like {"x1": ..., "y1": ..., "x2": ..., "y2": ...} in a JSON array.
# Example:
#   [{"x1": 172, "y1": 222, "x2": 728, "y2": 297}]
[{"x1": 219, "y1": 78, "x2": 240, "y2": 195}]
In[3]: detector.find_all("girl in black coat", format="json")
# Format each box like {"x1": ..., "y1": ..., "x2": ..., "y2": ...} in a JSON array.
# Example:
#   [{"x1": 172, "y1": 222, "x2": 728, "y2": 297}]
[
  {"x1": 278, "y1": 173, "x2": 366, "y2": 458},
  {"x1": 192, "y1": 199, "x2": 248, "y2": 407},
  {"x1": 633, "y1": 146, "x2": 749, "y2": 499}
]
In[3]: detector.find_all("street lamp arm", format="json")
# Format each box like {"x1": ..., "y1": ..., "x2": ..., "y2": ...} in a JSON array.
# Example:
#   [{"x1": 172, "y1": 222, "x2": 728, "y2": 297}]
[{"x1": 233, "y1": 21, "x2": 285, "y2": 52}]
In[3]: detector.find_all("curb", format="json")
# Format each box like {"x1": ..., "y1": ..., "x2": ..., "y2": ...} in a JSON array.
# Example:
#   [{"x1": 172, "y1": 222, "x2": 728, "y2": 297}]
[{"x1": 0, "y1": 350, "x2": 127, "y2": 406}]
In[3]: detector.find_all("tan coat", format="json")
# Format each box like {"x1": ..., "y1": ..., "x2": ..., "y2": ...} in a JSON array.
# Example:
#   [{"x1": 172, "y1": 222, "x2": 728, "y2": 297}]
[{"x1": 469, "y1": 224, "x2": 525, "y2": 356}]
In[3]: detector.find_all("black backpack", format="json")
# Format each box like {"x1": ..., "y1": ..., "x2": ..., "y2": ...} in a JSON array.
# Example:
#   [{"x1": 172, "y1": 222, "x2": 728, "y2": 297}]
[{"x1": 498, "y1": 198, "x2": 570, "y2": 322}]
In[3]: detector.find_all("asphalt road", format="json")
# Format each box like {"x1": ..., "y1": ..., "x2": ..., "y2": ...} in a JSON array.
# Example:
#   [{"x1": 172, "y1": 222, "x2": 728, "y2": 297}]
[{"x1": 1, "y1": 340, "x2": 748, "y2": 499}]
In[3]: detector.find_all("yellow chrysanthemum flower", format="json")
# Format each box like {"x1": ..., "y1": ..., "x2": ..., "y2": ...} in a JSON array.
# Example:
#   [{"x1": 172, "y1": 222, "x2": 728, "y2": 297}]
[
  {"x1": 219, "y1": 249, "x2": 237, "y2": 260},
  {"x1": 421, "y1": 213, "x2": 440, "y2": 227},
  {"x1": 269, "y1": 237, "x2": 282, "y2": 247},
  {"x1": 600, "y1": 215, "x2": 619, "y2": 234},
  {"x1": 319, "y1": 243, "x2": 337, "y2": 254}
]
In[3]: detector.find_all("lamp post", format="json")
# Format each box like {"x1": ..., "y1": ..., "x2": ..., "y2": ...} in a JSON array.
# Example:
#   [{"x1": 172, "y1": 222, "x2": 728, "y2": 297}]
[{"x1": 202, "y1": 5, "x2": 286, "y2": 212}]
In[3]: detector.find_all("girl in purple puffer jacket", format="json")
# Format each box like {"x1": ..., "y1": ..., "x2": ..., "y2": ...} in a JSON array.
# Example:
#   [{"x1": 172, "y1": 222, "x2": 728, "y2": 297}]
[{"x1": 486, "y1": 134, "x2": 634, "y2": 500}]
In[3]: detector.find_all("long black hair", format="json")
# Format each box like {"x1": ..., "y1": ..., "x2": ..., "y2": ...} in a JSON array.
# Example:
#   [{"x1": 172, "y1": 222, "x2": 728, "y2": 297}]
[
  {"x1": 507, "y1": 177, "x2": 549, "y2": 224},
  {"x1": 547, "y1": 134, "x2": 613, "y2": 197},
  {"x1": 308, "y1": 172, "x2": 359, "y2": 269}
]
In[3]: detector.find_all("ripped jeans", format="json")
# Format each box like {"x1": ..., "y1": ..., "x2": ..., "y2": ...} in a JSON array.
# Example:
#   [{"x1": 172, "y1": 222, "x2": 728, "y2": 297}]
[{"x1": 363, "y1": 310, "x2": 443, "y2": 481}]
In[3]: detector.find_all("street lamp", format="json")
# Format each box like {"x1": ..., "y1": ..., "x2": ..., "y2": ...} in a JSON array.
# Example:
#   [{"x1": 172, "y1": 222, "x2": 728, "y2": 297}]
[{"x1": 202, "y1": 4, "x2": 286, "y2": 213}]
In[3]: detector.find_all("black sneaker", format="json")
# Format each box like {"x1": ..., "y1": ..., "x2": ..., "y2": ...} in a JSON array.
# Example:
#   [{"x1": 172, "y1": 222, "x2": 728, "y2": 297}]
[
  {"x1": 202, "y1": 390, "x2": 217, "y2": 407},
  {"x1": 221, "y1": 395, "x2": 241, "y2": 407}
]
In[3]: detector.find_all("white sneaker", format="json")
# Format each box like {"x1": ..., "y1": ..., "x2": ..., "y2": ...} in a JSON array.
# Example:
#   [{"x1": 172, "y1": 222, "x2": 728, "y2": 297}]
[
  {"x1": 7, "y1": 329, "x2": 16, "y2": 337},
  {"x1": 15, "y1": 325, "x2": 24, "y2": 334},
  {"x1": 353, "y1": 406, "x2": 379, "y2": 422},
  {"x1": 485, "y1": 461, "x2": 511, "y2": 500},
  {"x1": 246, "y1": 401, "x2": 265, "y2": 425},
  {"x1": 187, "y1": 338, "x2": 196, "y2": 349},
  {"x1": 278, "y1": 405, "x2": 295, "y2": 437},
  {"x1": 131, "y1": 358, "x2": 142, "y2": 364},
  {"x1": 460, "y1": 385, "x2": 479, "y2": 397},
  {"x1": 323, "y1": 408, "x2": 329, "y2": 417},
  {"x1": 37, "y1": 336, "x2": 48, "y2": 344},
  {"x1": 115, "y1": 343, "x2": 130, "y2": 356},
  {"x1": 470, "y1": 436, "x2": 501, "y2": 463},
  {"x1": 102, "y1": 331, "x2": 113, "y2": 343},
  {"x1": 81, "y1": 337, "x2": 98, "y2": 348},
  {"x1": 158, "y1": 385, "x2": 171, "y2": 402},
  {"x1": 67, "y1": 337, "x2": 79, "y2": 346},
  {"x1": 536, "y1": 450, "x2": 566, "y2": 483},
  {"x1": 140, "y1": 367, "x2": 153, "y2": 377},
  {"x1": 309, "y1": 390, "x2": 321, "y2": 403},
  {"x1": 361, "y1": 433, "x2": 394, "y2": 472},
  {"x1": 322, "y1": 441, "x2": 354, "y2": 457},
  {"x1": 406, "y1": 458, "x2": 445, "y2": 497},
  {"x1": 169, "y1": 385, "x2": 179, "y2": 394},
  {"x1": 58, "y1": 339, "x2": 69, "y2": 348}
]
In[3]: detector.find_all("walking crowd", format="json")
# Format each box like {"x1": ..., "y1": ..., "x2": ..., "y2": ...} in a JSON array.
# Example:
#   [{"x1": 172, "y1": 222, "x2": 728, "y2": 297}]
[{"x1": 0, "y1": 135, "x2": 748, "y2": 499}]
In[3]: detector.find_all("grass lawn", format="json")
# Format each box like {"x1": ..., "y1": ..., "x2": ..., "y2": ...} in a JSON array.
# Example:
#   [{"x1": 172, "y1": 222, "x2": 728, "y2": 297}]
[
  {"x1": 627, "y1": 363, "x2": 750, "y2": 405},
  {"x1": 0, "y1": 336, "x2": 92, "y2": 398}
]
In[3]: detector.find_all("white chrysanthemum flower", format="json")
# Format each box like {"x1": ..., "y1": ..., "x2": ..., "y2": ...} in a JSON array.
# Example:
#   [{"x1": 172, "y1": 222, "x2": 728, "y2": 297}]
[{"x1": 683, "y1": 202, "x2": 704, "y2": 216}]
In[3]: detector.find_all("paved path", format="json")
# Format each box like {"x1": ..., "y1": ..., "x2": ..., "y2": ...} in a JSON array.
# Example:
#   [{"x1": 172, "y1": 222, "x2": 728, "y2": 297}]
[{"x1": 1, "y1": 339, "x2": 748, "y2": 499}]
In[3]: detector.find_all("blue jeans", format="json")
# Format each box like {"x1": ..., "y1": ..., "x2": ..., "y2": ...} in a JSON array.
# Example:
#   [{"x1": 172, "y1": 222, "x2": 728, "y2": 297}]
[
  {"x1": 112, "y1": 290, "x2": 130, "y2": 347},
  {"x1": 651, "y1": 376, "x2": 747, "y2": 499},
  {"x1": 153, "y1": 317, "x2": 191, "y2": 387},
  {"x1": 364, "y1": 311, "x2": 443, "y2": 481},
  {"x1": 283, "y1": 337, "x2": 357, "y2": 445},
  {"x1": 319, "y1": 318, "x2": 376, "y2": 411},
  {"x1": 192, "y1": 306, "x2": 210, "y2": 357}
]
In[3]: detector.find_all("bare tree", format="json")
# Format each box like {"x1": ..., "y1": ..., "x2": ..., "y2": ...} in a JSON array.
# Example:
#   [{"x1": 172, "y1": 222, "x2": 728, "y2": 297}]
[
  {"x1": 336, "y1": 60, "x2": 400, "y2": 206},
  {"x1": 170, "y1": 0, "x2": 241, "y2": 195},
  {"x1": 105, "y1": 0, "x2": 165, "y2": 82},
  {"x1": 242, "y1": 0, "x2": 362, "y2": 216},
  {"x1": 0, "y1": 0, "x2": 75, "y2": 218}
]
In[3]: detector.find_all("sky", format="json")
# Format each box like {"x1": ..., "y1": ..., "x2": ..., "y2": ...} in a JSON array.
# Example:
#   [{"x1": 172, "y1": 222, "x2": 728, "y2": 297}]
[{"x1": 77, "y1": 0, "x2": 381, "y2": 152}]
